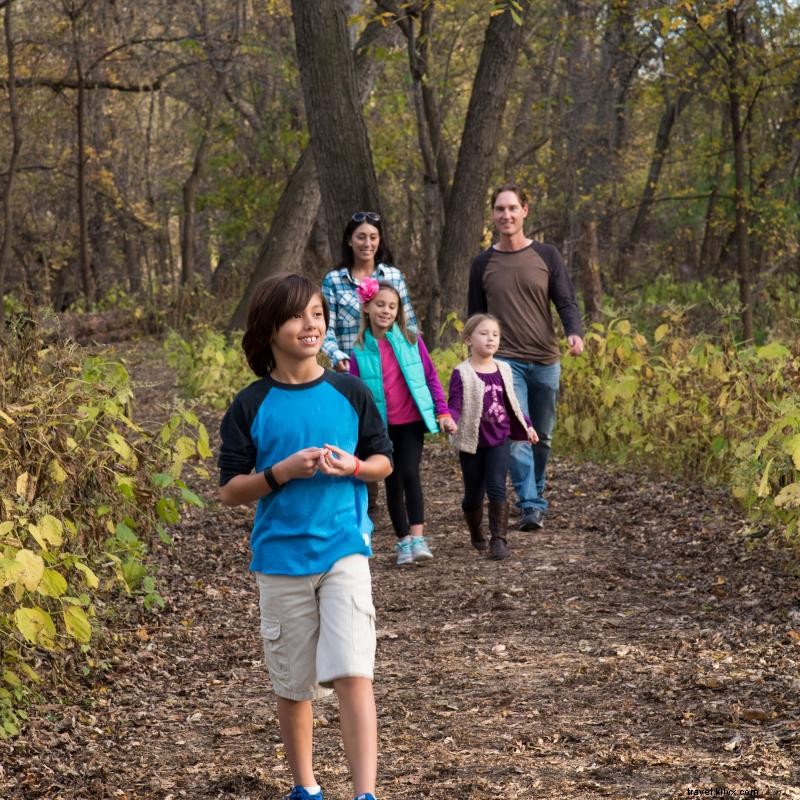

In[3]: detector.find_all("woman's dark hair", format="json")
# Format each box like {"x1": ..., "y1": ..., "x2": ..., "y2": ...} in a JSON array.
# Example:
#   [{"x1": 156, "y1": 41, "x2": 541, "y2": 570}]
[
  {"x1": 339, "y1": 214, "x2": 394, "y2": 269},
  {"x1": 241, "y1": 273, "x2": 329, "y2": 377}
]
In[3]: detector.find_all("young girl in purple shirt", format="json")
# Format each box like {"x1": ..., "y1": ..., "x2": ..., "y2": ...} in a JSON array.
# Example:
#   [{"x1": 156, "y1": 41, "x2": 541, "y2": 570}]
[{"x1": 447, "y1": 314, "x2": 537, "y2": 560}]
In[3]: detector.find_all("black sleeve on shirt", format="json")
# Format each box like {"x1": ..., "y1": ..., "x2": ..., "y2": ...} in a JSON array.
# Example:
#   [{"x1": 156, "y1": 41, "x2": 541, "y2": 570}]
[
  {"x1": 467, "y1": 249, "x2": 492, "y2": 316},
  {"x1": 217, "y1": 379, "x2": 270, "y2": 486},
  {"x1": 535, "y1": 242, "x2": 584, "y2": 338},
  {"x1": 325, "y1": 372, "x2": 393, "y2": 465}
]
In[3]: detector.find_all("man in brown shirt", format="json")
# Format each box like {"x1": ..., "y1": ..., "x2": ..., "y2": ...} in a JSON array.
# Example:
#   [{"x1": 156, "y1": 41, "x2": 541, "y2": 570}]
[{"x1": 467, "y1": 184, "x2": 584, "y2": 530}]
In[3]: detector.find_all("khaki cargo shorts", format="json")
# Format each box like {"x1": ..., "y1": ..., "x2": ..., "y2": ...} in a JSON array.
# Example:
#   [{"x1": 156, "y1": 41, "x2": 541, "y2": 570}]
[{"x1": 255, "y1": 554, "x2": 376, "y2": 701}]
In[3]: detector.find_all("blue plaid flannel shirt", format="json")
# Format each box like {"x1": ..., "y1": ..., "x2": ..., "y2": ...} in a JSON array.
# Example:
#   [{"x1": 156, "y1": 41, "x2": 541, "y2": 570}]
[{"x1": 321, "y1": 263, "x2": 418, "y2": 367}]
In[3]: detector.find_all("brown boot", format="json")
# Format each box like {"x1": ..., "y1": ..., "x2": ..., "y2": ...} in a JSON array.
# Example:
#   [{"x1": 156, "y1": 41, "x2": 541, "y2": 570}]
[
  {"x1": 464, "y1": 507, "x2": 487, "y2": 552},
  {"x1": 488, "y1": 500, "x2": 510, "y2": 560}
]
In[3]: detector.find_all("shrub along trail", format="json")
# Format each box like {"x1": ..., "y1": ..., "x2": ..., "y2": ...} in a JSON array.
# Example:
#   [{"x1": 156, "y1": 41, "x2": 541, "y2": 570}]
[{"x1": 1, "y1": 343, "x2": 799, "y2": 800}]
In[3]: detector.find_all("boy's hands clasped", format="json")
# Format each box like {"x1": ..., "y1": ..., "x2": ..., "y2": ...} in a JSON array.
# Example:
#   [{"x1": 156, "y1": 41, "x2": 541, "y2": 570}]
[
  {"x1": 319, "y1": 443, "x2": 359, "y2": 477},
  {"x1": 274, "y1": 444, "x2": 359, "y2": 483}
]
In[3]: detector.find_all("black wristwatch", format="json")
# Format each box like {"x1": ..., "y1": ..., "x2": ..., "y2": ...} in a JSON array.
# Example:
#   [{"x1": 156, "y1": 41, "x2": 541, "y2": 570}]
[{"x1": 263, "y1": 467, "x2": 283, "y2": 492}]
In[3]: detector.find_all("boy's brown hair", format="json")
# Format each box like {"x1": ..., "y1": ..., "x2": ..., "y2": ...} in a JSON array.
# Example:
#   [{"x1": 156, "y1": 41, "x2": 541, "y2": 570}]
[{"x1": 242, "y1": 273, "x2": 329, "y2": 377}]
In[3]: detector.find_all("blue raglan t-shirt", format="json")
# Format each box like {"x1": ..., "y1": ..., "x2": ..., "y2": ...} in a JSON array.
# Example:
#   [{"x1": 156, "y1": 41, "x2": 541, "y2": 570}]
[{"x1": 218, "y1": 369, "x2": 393, "y2": 576}]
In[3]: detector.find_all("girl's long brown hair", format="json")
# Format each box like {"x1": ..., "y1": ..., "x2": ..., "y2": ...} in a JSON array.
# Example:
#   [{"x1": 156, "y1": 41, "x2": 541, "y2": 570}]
[{"x1": 354, "y1": 282, "x2": 417, "y2": 348}]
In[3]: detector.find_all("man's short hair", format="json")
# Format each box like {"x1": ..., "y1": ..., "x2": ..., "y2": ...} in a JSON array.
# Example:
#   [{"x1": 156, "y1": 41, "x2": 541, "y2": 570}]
[{"x1": 491, "y1": 183, "x2": 529, "y2": 207}]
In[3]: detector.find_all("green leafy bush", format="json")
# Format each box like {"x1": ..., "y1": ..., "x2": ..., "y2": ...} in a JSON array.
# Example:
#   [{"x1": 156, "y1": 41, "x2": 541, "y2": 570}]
[
  {"x1": 0, "y1": 322, "x2": 209, "y2": 737},
  {"x1": 164, "y1": 327, "x2": 252, "y2": 410},
  {"x1": 557, "y1": 314, "x2": 799, "y2": 540}
]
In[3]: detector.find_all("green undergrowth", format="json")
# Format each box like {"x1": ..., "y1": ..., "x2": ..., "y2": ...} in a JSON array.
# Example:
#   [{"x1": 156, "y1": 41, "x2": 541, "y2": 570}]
[
  {"x1": 164, "y1": 327, "x2": 252, "y2": 410},
  {"x1": 162, "y1": 315, "x2": 800, "y2": 547},
  {"x1": 555, "y1": 312, "x2": 800, "y2": 544},
  {"x1": 0, "y1": 320, "x2": 210, "y2": 738}
]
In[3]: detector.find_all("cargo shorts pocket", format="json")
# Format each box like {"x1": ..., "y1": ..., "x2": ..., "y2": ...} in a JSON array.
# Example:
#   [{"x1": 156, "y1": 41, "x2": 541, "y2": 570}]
[
  {"x1": 352, "y1": 594, "x2": 376, "y2": 659},
  {"x1": 260, "y1": 618, "x2": 290, "y2": 684}
]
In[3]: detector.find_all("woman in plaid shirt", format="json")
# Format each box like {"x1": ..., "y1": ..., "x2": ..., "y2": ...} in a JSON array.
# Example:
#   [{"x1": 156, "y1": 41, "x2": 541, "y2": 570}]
[{"x1": 322, "y1": 212, "x2": 418, "y2": 372}]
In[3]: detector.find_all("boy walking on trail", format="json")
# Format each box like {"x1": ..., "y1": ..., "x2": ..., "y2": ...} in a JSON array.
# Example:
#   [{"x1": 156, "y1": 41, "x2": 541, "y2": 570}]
[{"x1": 217, "y1": 273, "x2": 393, "y2": 800}]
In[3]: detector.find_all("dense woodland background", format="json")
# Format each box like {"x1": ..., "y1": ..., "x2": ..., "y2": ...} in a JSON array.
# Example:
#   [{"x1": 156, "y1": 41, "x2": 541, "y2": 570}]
[{"x1": 2, "y1": 0, "x2": 799, "y2": 344}]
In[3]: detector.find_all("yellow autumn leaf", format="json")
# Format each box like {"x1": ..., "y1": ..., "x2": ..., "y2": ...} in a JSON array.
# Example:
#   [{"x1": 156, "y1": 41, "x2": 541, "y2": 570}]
[
  {"x1": 38, "y1": 514, "x2": 63, "y2": 547},
  {"x1": 15, "y1": 472, "x2": 30, "y2": 498},
  {"x1": 106, "y1": 431, "x2": 138, "y2": 468},
  {"x1": 0, "y1": 557, "x2": 23, "y2": 589},
  {"x1": 174, "y1": 435, "x2": 197, "y2": 460},
  {"x1": 73, "y1": 561, "x2": 100, "y2": 589},
  {"x1": 48, "y1": 459, "x2": 68, "y2": 484},
  {"x1": 654, "y1": 324, "x2": 670, "y2": 343},
  {"x1": 27, "y1": 523, "x2": 47, "y2": 551},
  {"x1": 756, "y1": 457, "x2": 775, "y2": 498},
  {"x1": 38, "y1": 568, "x2": 68, "y2": 598},
  {"x1": 15, "y1": 548, "x2": 45, "y2": 590},
  {"x1": 14, "y1": 606, "x2": 57, "y2": 649},
  {"x1": 774, "y1": 483, "x2": 800, "y2": 509},
  {"x1": 617, "y1": 320, "x2": 631, "y2": 335},
  {"x1": 63, "y1": 606, "x2": 92, "y2": 643},
  {"x1": 0, "y1": 520, "x2": 14, "y2": 539}
]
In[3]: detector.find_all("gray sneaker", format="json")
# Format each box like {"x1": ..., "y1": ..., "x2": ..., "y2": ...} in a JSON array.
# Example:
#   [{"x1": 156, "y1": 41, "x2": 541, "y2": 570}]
[
  {"x1": 395, "y1": 538, "x2": 414, "y2": 565},
  {"x1": 410, "y1": 536, "x2": 433, "y2": 562},
  {"x1": 518, "y1": 508, "x2": 544, "y2": 531}
]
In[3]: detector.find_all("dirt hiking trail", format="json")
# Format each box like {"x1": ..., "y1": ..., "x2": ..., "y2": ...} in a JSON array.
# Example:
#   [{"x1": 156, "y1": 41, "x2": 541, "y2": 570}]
[{"x1": 1, "y1": 342, "x2": 799, "y2": 800}]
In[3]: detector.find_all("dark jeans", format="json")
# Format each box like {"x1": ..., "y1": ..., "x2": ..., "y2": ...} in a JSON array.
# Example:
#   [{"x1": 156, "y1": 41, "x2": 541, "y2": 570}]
[
  {"x1": 458, "y1": 441, "x2": 510, "y2": 511},
  {"x1": 385, "y1": 421, "x2": 426, "y2": 538}
]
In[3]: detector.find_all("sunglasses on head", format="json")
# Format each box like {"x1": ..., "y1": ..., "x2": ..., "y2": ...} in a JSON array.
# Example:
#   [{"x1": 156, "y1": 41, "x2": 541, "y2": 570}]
[{"x1": 352, "y1": 211, "x2": 380, "y2": 224}]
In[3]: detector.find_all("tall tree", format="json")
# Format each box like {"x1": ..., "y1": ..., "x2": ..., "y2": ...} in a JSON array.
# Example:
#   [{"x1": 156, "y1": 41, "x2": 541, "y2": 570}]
[
  {"x1": 290, "y1": 0, "x2": 382, "y2": 259},
  {"x1": 226, "y1": 15, "x2": 396, "y2": 332},
  {"x1": 0, "y1": 0, "x2": 22, "y2": 327},
  {"x1": 436, "y1": 0, "x2": 531, "y2": 337}
]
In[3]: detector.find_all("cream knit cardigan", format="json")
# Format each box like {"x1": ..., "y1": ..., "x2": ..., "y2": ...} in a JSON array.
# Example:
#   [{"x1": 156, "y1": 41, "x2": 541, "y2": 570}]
[{"x1": 450, "y1": 359, "x2": 529, "y2": 454}]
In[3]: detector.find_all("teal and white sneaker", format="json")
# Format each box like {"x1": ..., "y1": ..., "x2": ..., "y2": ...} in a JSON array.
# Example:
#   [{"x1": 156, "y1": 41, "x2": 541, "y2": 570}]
[
  {"x1": 395, "y1": 537, "x2": 413, "y2": 565},
  {"x1": 410, "y1": 535, "x2": 433, "y2": 562},
  {"x1": 354, "y1": 794, "x2": 376, "y2": 800},
  {"x1": 284, "y1": 788, "x2": 323, "y2": 800}
]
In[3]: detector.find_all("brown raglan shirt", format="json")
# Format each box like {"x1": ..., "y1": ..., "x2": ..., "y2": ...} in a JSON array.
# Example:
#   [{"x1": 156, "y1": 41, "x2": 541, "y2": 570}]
[{"x1": 467, "y1": 242, "x2": 583, "y2": 365}]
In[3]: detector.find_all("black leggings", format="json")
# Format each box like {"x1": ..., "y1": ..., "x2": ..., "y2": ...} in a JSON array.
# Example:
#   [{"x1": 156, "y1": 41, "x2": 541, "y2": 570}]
[
  {"x1": 385, "y1": 421, "x2": 426, "y2": 538},
  {"x1": 459, "y1": 441, "x2": 510, "y2": 511}
]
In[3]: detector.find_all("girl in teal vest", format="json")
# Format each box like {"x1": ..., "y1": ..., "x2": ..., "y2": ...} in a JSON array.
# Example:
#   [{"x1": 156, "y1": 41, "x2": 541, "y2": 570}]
[{"x1": 350, "y1": 279, "x2": 456, "y2": 566}]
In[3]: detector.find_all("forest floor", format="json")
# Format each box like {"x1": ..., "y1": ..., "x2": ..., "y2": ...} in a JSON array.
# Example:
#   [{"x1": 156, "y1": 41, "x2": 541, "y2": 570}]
[{"x1": 1, "y1": 340, "x2": 800, "y2": 800}]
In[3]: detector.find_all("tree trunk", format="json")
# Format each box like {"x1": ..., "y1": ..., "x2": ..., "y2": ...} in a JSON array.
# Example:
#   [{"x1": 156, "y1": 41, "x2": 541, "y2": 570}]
[
  {"x1": 726, "y1": 8, "x2": 753, "y2": 342},
  {"x1": 581, "y1": 218, "x2": 602, "y2": 322},
  {"x1": 180, "y1": 130, "x2": 210, "y2": 288},
  {"x1": 72, "y1": 19, "x2": 95, "y2": 305},
  {"x1": 698, "y1": 110, "x2": 728, "y2": 277},
  {"x1": 226, "y1": 14, "x2": 396, "y2": 332},
  {"x1": 622, "y1": 91, "x2": 691, "y2": 274},
  {"x1": 386, "y1": 0, "x2": 447, "y2": 336},
  {"x1": 0, "y1": 0, "x2": 22, "y2": 328},
  {"x1": 290, "y1": 0, "x2": 382, "y2": 259},
  {"x1": 436, "y1": 1, "x2": 530, "y2": 340}
]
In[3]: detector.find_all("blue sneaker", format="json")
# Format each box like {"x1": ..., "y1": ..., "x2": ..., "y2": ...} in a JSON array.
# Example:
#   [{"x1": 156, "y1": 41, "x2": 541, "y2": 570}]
[
  {"x1": 354, "y1": 794, "x2": 376, "y2": 800},
  {"x1": 284, "y1": 788, "x2": 323, "y2": 800}
]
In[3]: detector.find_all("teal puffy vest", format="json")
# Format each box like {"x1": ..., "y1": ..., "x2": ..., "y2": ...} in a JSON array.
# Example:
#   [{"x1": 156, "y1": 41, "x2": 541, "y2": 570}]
[{"x1": 354, "y1": 326, "x2": 438, "y2": 433}]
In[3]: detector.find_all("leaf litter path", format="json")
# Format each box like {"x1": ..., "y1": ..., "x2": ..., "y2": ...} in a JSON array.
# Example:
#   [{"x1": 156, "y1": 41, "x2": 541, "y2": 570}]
[{"x1": 2, "y1": 341, "x2": 800, "y2": 800}]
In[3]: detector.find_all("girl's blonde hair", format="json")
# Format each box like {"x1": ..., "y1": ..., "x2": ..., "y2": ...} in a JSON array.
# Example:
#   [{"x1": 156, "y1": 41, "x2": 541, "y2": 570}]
[
  {"x1": 462, "y1": 313, "x2": 501, "y2": 344},
  {"x1": 354, "y1": 282, "x2": 417, "y2": 348}
]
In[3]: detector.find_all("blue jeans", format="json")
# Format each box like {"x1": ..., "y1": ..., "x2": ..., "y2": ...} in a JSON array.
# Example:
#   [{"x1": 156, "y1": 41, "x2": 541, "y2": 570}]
[{"x1": 497, "y1": 358, "x2": 561, "y2": 513}]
